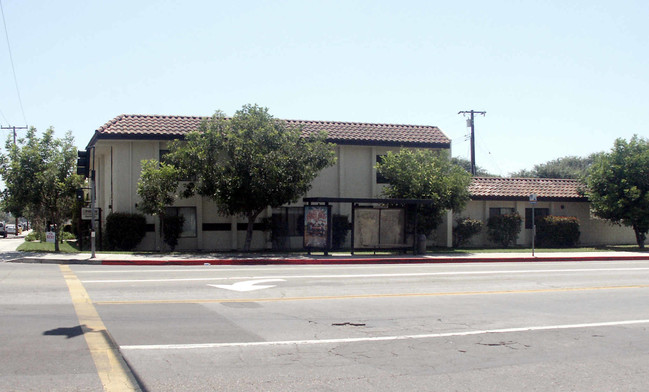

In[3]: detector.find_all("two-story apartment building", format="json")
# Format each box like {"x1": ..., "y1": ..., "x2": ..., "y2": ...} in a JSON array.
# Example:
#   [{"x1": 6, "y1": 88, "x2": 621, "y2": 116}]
[
  {"x1": 84, "y1": 114, "x2": 636, "y2": 251},
  {"x1": 85, "y1": 114, "x2": 452, "y2": 251}
]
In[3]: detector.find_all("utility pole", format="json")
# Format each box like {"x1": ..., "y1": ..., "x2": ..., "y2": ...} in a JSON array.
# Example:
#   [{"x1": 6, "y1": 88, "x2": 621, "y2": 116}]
[
  {"x1": 1, "y1": 125, "x2": 27, "y2": 145},
  {"x1": 458, "y1": 110, "x2": 486, "y2": 176}
]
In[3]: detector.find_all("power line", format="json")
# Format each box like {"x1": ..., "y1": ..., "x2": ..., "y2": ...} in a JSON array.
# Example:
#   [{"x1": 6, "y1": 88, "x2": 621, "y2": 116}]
[
  {"x1": 0, "y1": 0, "x2": 27, "y2": 126},
  {"x1": 0, "y1": 107, "x2": 9, "y2": 125}
]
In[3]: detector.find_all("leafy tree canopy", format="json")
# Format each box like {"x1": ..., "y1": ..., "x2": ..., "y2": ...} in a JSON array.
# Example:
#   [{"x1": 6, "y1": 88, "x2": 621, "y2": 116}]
[
  {"x1": 584, "y1": 135, "x2": 649, "y2": 248},
  {"x1": 137, "y1": 160, "x2": 180, "y2": 217},
  {"x1": 450, "y1": 157, "x2": 495, "y2": 177},
  {"x1": 145, "y1": 104, "x2": 337, "y2": 251},
  {"x1": 377, "y1": 149, "x2": 472, "y2": 235},
  {"x1": 0, "y1": 127, "x2": 82, "y2": 251},
  {"x1": 510, "y1": 154, "x2": 601, "y2": 179}
]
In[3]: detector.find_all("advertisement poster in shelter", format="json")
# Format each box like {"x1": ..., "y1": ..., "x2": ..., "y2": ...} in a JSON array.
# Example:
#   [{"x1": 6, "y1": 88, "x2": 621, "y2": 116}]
[{"x1": 304, "y1": 205, "x2": 330, "y2": 249}]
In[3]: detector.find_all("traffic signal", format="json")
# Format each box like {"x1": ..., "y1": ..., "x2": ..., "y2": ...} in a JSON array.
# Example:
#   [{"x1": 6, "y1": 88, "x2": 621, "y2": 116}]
[
  {"x1": 77, "y1": 150, "x2": 89, "y2": 177},
  {"x1": 76, "y1": 188, "x2": 85, "y2": 202}
]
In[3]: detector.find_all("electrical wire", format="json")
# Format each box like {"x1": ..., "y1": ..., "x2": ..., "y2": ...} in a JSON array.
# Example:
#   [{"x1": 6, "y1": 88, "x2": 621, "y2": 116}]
[
  {"x1": 0, "y1": 107, "x2": 9, "y2": 125},
  {"x1": 0, "y1": 0, "x2": 27, "y2": 126}
]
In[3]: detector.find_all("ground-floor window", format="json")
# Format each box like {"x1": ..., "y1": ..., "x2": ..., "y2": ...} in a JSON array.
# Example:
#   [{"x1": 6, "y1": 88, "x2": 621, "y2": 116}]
[
  {"x1": 525, "y1": 208, "x2": 550, "y2": 229},
  {"x1": 271, "y1": 207, "x2": 304, "y2": 237},
  {"x1": 489, "y1": 207, "x2": 516, "y2": 217},
  {"x1": 165, "y1": 207, "x2": 197, "y2": 237}
]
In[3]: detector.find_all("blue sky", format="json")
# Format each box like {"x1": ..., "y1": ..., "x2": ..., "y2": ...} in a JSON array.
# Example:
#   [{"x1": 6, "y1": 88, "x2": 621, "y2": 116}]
[{"x1": 1, "y1": 0, "x2": 647, "y2": 176}]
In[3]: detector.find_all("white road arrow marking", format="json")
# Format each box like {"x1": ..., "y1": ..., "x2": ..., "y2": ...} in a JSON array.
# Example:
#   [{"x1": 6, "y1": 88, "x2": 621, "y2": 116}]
[{"x1": 208, "y1": 279, "x2": 286, "y2": 292}]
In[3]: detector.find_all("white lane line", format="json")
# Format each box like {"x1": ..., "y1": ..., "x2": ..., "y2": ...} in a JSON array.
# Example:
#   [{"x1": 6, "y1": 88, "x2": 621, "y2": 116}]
[
  {"x1": 74, "y1": 260, "x2": 649, "y2": 274},
  {"x1": 75, "y1": 264, "x2": 442, "y2": 274},
  {"x1": 120, "y1": 319, "x2": 649, "y2": 351},
  {"x1": 81, "y1": 267, "x2": 649, "y2": 283}
]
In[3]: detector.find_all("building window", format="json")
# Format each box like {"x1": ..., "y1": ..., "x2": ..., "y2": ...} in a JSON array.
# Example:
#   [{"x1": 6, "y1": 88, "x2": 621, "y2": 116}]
[
  {"x1": 272, "y1": 207, "x2": 304, "y2": 237},
  {"x1": 489, "y1": 207, "x2": 516, "y2": 218},
  {"x1": 165, "y1": 207, "x2": 197, "y2": 238},
  {"x1": 376, "y1": 155, "x2": 389, "y2": 184},
  {"x1": 525, "y1": 208, "x2": 550, "y2": 229},
  {"x1": 159, "y1": 149, "x2": 170, "y2": 163}
]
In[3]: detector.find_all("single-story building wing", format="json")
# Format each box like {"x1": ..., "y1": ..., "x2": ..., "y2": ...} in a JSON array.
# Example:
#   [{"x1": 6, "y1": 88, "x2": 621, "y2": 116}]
[{"x1": 462, "y1": 177, "x2": 636, "y2": 247}]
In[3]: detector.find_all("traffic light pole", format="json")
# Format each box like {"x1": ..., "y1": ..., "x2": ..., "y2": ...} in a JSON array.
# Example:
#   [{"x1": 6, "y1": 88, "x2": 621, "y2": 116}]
[{"x1": 90, "y1": 146, "x2": 96, "y2": 259}]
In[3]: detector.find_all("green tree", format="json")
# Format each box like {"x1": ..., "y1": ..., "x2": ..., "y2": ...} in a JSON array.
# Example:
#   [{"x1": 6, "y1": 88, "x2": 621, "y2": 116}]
[
  {"x1": 585, "y1": 135, "x2": 649, "y2": 248},
  {"x1": 376, "y1": 149, "x2": 472, "y2": 236},
  {"x1": 159, "y1": 104, "x2": 336, "y2": 251},
  {"x1": 136, "y1": 160, "x2": 180, "y2": 251},
  {"x1": 510, "y1": 154, "x2": 601, "y2": 179},
  {"x1": 0, "y1": 128, "x2": 83, "y2": 251},
  {"x1": 451, "y1": 157, "x2": 494, "y2": 177}
]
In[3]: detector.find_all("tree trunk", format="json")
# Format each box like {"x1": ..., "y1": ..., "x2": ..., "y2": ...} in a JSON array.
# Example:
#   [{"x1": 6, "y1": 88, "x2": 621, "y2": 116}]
[
  {"x1": 54, "y1": 225, "x2": 61, "y2": 252},
  {"x1": 243, "y1": 210, "x2": 262, "y2": 252},
  {"x1": 634, "y1": 226, "x2": 646, "y2": 249},
  {"x1": 159, "y1": 215, "x2": 165, "y2": 252}
]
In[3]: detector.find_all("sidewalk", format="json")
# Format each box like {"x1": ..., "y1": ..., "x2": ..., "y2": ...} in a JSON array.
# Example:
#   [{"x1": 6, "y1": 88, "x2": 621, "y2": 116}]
[{"x1": 12, "y1": 250, "x2": 649, "y2": 266}]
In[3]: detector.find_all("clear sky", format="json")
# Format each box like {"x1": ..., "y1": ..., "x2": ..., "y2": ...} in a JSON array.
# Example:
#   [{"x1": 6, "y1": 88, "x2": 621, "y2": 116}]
[{"x1": 1, "y1": 0, "x2": 647, "y2": 176}]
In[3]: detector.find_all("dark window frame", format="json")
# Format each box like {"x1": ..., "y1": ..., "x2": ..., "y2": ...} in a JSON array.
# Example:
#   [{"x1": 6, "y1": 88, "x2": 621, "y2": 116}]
[
  {"x1": 165, "y1": 206, "x2": 198, "y2": 238},
  {"x1": 489, "y1": 207, "x2": 516, "y2": 218},
  {"x1": 376, "y1": 155, "x2": 389, "y2": 184},
  {"x1": 525, "y1": 208, "x2": 550, "y2": 229}
]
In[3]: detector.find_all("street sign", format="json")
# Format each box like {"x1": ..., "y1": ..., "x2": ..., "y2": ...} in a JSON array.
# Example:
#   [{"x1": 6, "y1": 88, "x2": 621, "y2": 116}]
[
  {"x1": 529, "y1": 193, "x2": 537, "y2": 204},
  {"x1": 81, "y1": 208, "x2": 99, "y2": 220}
]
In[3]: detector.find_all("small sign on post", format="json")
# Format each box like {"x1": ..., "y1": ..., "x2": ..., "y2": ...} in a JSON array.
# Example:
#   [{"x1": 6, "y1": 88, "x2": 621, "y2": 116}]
[
  {"x1": 46, "y1": 231, "x2": 56, "y2": 244},
  {"x1": 530, "y1": 193, "x2": 537, "y2": 256},
  {"x1": 81, "y1": 208, "x2": 99, "y2": 221}
]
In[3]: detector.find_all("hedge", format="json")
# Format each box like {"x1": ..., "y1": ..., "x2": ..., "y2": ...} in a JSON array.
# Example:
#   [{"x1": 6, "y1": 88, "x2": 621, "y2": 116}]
[
  {"x1": 105, "y1": 212, "x2": 147, "y2": 251},
  {"x1": 535, "y1": 215, "x2": 580, "y2": 247},
  {"x1": 487, "y1": 213, "x2": 522, "y2": 248},
  {"x1": 453, "y1": 217, "x2": 483, "y2": 248}
]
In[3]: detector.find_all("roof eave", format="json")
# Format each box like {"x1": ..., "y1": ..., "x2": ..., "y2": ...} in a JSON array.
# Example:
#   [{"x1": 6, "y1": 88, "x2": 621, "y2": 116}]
[
  {"x1": 89, "y1": 133, "x2": 452, "y2": 150},
  {"x1": 469, "y1": 195, "x2": 589, "y2": 202}
]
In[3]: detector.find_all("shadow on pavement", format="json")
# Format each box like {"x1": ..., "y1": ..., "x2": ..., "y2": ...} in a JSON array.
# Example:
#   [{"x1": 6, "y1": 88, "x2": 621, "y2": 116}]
[{"x1": 43, "y1": 325, "x2": 91, "y2": 339}]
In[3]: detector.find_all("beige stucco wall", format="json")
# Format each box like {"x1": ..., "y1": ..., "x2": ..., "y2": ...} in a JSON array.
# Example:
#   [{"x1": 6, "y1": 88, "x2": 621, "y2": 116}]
[
  {"x1": 455, "y1": 199, "x2": 636, "y2": 247},
  {"x1": 92, "y1": 138, "x2": 634, "y2": 250},
  {"x1": 91, "y1": 140, "x2": 425, "y2": 251}
]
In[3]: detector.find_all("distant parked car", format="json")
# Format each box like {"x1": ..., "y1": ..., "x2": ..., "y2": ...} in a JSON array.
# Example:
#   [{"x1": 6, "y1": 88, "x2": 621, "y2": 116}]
[
  {"x1": 6, "y1": 224, "x2": 16, "y2": 235},
  {"x1": 0, "y1": 223, "x2": 6, "y2": 238}
]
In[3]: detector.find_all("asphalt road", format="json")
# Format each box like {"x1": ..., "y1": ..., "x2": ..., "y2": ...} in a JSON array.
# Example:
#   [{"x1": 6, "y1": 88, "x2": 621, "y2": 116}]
[{"x1": 2, "y1": 258, "x2": 649, "y2": 391}]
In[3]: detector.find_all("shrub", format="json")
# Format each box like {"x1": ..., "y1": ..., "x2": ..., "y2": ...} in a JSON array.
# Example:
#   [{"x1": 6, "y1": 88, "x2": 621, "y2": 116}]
[
  {"x1": 453, "y1": 217, "x2": 483, "y2": 248},
  {"x1": 60, "y1": 231, "x2": 76, "y2": 241},
  {"x1": 162, "y1": 215, "x2": 185, "y2": 251},
  {"x1": 487, "y1": 213, "x2": 522, "y2": 248},
  {"x1": 26, "y1": 231, "x2": 45, "y2": 242},
  {"x1": 25, "y1": 230, "x2": 74, "y2": 242},
  {"x1": 536, "y1": 216, "x2": 580, "y2": 247},
  {"x1": 105, "y1": 212, "x2": 147, "y2": 251}
]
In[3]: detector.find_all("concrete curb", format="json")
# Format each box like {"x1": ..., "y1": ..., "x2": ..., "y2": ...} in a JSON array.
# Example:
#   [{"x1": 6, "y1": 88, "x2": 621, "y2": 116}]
[
  {"x1": 13, "y1": 258, "x2": 103, "y2": 265},
  {"x1": 13, "y1": 254, "x2": 648, "y2": 266}
]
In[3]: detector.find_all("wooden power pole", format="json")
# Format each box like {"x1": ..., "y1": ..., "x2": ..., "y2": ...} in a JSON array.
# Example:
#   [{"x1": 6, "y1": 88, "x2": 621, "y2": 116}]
[{"x1": 458, "y1": 110, "x2": 486, "y2": 175}]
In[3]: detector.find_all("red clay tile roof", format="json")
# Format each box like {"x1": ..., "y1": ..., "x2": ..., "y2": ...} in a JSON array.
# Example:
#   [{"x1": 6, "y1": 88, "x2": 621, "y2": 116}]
[
  {"x1": 91, "y1": 114, "x2": 450, "y2": 147},
  {"x1": 469, "y1": 177, "x2": 587, "y2": 201}
]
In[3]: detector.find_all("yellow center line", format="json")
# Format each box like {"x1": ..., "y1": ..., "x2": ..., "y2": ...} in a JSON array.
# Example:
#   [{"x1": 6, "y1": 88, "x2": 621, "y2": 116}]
[
  {"x1": 93, "y1": 284, "x2": 649, "y2": 305},
  {"x1": 60, "y1": 265, "x2": 141, "y2": 392}
]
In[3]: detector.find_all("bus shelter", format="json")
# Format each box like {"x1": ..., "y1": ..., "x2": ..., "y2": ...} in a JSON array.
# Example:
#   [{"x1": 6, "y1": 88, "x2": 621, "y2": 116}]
[{"x1": 302, "y1": 197, "x2": 441, "y2": 255}]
